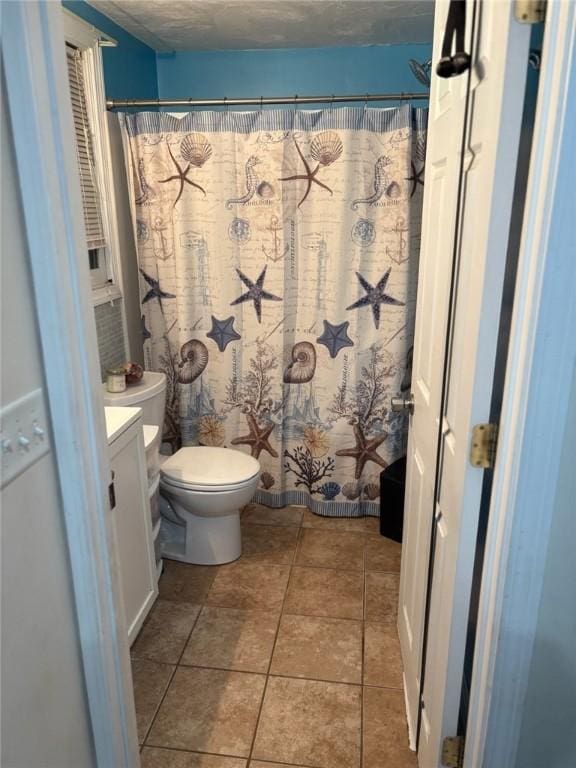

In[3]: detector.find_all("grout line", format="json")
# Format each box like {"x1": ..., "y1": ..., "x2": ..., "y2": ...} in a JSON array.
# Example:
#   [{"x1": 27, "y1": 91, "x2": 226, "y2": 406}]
[
  {"x1": 173, "y1": 661, "x2": 364, "y2": 688},
  {"x1": 140, "y1": 578, "x2": 205, "y2": 746},
  {"x1": 245, "y1": 516, "x2": 300, "y2": 764}
]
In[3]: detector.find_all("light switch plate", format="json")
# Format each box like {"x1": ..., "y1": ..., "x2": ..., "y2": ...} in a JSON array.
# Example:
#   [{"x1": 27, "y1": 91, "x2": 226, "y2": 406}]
[{"x1": 1, "y1": 388, "x2": 50, "y2": 488}]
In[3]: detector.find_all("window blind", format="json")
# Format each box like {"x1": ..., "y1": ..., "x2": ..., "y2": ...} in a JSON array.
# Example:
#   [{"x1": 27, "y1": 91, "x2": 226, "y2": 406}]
[{"x1": 66, "y1": 44, "x2": 106, "y2": 250}]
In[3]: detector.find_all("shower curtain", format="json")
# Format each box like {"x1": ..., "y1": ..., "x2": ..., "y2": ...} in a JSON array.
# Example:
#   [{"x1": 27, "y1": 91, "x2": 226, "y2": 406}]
[{"x1": 120, "y1": 105, "x2": 426, "y2": 518}]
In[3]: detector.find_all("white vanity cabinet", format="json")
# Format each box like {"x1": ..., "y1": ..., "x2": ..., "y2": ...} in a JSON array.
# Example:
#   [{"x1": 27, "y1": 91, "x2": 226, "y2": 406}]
[{"x1": 105, "y1": 406, "x2": 157, "y2": 644}]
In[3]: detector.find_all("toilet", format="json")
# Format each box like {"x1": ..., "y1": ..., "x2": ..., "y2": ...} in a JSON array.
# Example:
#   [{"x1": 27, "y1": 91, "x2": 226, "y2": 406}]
[{"x1": 102, "y1": 371, "x2": 260, "y2": 565}]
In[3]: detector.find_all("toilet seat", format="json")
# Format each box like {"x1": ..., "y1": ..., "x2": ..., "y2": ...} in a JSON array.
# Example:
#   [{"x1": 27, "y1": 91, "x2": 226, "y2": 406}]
[
  {"x1": 160, "y1": 446, "x2": 260, "y2": 492},
  {"x1": 160, "y1": 473, "x2": 259, "y2": 494}
]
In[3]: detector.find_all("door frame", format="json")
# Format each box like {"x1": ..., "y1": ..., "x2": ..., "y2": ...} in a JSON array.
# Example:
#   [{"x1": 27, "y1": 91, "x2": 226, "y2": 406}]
[
  {"x1": 2, "y1": 2, "x2": 139, "y2": 766},
  {"x1": 464, "y1": 1, "x2": 575, "y2": 765},
  {"x1": 2, "y1": 1, "x2": 574, "y2": 767}
]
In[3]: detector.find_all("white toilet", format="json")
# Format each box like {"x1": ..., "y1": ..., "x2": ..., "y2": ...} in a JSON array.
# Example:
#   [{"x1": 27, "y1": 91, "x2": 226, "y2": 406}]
[{"x1": 103, "y1": 371, "x2": 260, "y2": 565}]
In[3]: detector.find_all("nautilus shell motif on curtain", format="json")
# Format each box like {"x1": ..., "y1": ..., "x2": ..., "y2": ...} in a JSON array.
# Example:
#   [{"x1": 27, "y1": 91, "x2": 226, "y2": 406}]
[
  {"x1": 121, "y1": 104, "x2": 427, "y2": 518},
  {"x1": 177, "y1": 339, "x2": 209, "y2": 384},
  {"x1": 283, "y1": 342, "x2": 317, "y2": 384}
]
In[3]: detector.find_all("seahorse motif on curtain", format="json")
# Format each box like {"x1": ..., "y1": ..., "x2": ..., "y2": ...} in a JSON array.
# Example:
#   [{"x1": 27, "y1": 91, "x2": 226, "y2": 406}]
[{"x1": 120, "y1": 105, "x2": 427, "y2": 518}]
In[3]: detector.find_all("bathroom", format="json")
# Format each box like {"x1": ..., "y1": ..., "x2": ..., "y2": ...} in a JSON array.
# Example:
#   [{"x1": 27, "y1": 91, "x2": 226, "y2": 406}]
[
  {"x1": 3, "y1": 1, "x2": 561, "y2": 768},
  {"x1": 69, "y1": 1, "x2": 430, "y2": 764}
]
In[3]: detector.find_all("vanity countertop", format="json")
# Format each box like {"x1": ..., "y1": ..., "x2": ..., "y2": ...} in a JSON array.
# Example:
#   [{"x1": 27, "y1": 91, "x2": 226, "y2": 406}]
[{"x1": 104, "y1": 406, "x2": 142, "y2": 445}]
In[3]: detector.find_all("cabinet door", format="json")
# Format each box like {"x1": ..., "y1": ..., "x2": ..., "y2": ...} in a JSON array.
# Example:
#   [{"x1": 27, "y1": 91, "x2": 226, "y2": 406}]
[{"x1": 110, "y1": 427, "x2": 157, "y2": 643}]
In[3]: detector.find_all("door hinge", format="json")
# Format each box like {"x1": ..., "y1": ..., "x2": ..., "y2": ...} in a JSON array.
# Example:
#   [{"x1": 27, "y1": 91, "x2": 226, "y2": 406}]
[
  {"x1": 442, "y1": 735, "x2": 464, "y2": 768},
  {"x1": 470, "y1": 423, "x2": 498, "y2": 468},
  {"x1": 514, "y1": 0, "x2": 546, "y2": 24}
]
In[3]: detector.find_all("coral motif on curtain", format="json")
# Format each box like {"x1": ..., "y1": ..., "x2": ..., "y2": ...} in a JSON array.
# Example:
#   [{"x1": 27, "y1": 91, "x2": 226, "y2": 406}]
[{"x1": 121, "y1": 105, "x2": 426, "y2": 517}]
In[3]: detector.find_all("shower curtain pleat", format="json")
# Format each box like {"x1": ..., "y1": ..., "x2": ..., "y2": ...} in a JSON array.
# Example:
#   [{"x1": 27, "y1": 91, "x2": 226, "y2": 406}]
[{"x1": 120, "y1": 105, "x2": 427, "y2": 518}]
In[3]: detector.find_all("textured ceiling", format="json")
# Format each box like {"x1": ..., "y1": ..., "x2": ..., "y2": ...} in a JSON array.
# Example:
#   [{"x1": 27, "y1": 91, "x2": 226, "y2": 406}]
[{"x1": 88, "y1": 1, "x2": 435, "y2": 51}]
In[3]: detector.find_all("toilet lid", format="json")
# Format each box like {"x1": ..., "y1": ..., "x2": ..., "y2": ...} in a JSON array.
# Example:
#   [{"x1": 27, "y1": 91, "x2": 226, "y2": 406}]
[{"x1": 161, "y1": 446, "x2": 260, "y2": 487}]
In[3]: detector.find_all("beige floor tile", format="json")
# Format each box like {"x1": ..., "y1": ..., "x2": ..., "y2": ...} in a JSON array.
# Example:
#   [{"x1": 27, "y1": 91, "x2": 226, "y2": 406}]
[
  {"x1": 206, "y1": 563, "x2": 290, "y2": 611},
  {"x1": 131, "y1": 659, "x2": 174, "y2": 744},
  {"x1": 284, "y1": 566, "x2": 364, "y2": 620},
  {"x1": 159, "y1": 560, "x2": 218, "y2": 604},
  {"x1": 364, "y1": 622, "x2": 403, "y2": 689},
  {"x1": 141, "y1": 747, "x2": 246, "y2": 768},
  {"x1": 147, "y1": 667, "x2": 266, "y2": 756},
  {"x1": 364, "y1": 535, "x2": 402, "y2": 572},
  {"x1": 302, "y1": 508, "x2": 367, "y2": 532},
  {"x1": 132, "y1": 600, "x2": 201, "y2": 664},
  {"x1": 363, "y1": 687, "x2": 417, "y2": 768},
  {"x1": 242, "y1": 504, "x2": 303, "y2": 527},
  {"x1": 295, "y1": 528, "x2": 364, "y2": 571},
  {"x1": 253, "y1": 676, "x2": 361, "y2": 768},
  {"x1": 241, "y1": 524, "x2": 299, "y2": 565},
  {"x1": 181, "y1": 606, "x2": 279, "y2": 673},
  {"x1": 365, "y1": 572, "x2": 400, "y2": 622},
  {"x1": 271, "y1": 614, "x2": 362, "y2": 684},
  {"x1": 364, "y1": 516, "x2": 381, "y2": 534}
]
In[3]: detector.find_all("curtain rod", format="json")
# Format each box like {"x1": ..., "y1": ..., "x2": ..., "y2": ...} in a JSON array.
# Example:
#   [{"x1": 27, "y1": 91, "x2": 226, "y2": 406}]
[{"x1": 105, "y1": 92, "x2": 429, "y2": 110}]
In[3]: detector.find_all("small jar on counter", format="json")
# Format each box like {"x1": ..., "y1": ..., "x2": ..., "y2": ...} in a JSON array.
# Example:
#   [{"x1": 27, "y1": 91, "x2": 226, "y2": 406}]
[{"x1": 106, "y1": 367, "x2": 127, "y2": 393}]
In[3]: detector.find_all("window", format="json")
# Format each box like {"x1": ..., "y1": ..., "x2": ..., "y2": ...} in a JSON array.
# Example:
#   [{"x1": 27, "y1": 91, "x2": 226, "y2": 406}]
[{"x1": 63, "y1": 11, "x2": 121, "y2": 301}]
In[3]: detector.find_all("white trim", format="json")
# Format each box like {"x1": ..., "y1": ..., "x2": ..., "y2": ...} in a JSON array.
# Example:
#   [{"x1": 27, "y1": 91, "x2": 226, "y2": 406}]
[
  {"x1": 464, "y1": 3, "x2": 576, "y2": 766},
  {"x1": 92, "y1": 283, "x2": 124, "y2": 307},
  {"x1": 2, "y1": 3, "x2": 139, "y2": 766},
  {"x1": 63, "y1": 8, "x2": 129, "y2": 356},
  {"x1": 62, "y1": 6, "x2": 117, "y2": 47}
]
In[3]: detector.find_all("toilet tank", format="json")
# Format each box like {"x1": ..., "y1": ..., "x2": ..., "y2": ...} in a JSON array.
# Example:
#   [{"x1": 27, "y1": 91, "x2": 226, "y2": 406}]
[{"x1": 102, "y1": 371, "x2": 167, "y2": 431}]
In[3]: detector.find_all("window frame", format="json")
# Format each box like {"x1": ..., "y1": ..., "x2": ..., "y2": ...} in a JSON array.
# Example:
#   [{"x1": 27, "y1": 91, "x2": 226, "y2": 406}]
[{"x1": 62, "y1": 10, "x2": 123, "y2": 306}]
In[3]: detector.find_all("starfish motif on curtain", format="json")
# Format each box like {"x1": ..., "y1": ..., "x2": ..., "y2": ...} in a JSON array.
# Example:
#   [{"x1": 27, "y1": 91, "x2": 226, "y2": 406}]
[
  {"x1": 316, "y1": 320, "x2": 354, "y2": 359},
  {"x1": 140, "y1": 269, "x2": 176, "y2": 311},
  {"x1": 346, "y1": 268, "x2": 404, "y2": 329},
  {"x1": 230, "y1": 265, "x2": 282, "y2": 323},
  {"x1": 141, "y1": 314, "x2": 151, "y2": 341},
  {"x1": 405, "y1": 161, "x2": 425, "y2": 197},
  {"x1": 336, "y1": 424, "x2": 388, "y2": 479},
  {"x1": 231, "y1": 413, "x2": 279, "y2": 459},
  {"x1": 159, "y1": 144, "x2": 207, "y2": 207},
  {"x1": 279, "y1": 137, "x2": 334, "y2": 209},
  {"x1": 206, "y1": 315, "x2": 241, "y2": 352}
]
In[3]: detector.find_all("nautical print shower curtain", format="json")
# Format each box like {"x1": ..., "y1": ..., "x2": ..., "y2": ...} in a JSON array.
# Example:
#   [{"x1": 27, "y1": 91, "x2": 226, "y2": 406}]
[{"x1": 120, "y1": 105, "x2": 426, "y2": 518}]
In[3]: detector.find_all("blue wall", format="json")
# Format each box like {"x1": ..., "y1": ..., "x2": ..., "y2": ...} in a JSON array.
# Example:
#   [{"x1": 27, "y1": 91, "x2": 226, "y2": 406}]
[
  {"x1": 156, "y1": 44, "x2": 432, "y2": 109},
  {"x1": 62, "y1": 1, "x2": 158, "y2": 98}
]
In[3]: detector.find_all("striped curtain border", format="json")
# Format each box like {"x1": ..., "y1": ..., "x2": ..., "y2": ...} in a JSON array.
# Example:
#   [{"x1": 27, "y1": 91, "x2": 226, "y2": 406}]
[
  {"x1": 120, "y1": 104, "x2": 428, "y2": 137},
  {"x1": 253, "y1": 488, "x2": 380, "y2": 519}
]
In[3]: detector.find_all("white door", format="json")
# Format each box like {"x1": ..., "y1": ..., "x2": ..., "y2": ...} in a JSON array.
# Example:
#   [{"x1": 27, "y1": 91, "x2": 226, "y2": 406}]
[{"x1": 398, "y1": 0, "x2": 531, "y2": 762}]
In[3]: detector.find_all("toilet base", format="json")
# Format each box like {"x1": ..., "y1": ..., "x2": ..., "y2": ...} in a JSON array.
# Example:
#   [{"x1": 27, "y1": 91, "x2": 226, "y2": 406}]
[{"x1": 159, "y1": 509, "x2": 242, "y2": 566}]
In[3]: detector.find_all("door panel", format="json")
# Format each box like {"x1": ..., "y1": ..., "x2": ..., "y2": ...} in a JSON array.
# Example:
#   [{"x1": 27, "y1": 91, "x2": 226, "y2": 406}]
[
  {"x1": 405, "y1": 2, "x2": 532, "y2": 766},
  {"x1": 398, "y1": 0, "x2": 470, "y2": 746}
]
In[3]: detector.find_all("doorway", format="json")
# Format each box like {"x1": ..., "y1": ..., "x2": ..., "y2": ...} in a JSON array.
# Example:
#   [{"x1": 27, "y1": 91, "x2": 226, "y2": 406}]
[{"x1": 2, "y1": 1, "x2": 556, "y2": 768}]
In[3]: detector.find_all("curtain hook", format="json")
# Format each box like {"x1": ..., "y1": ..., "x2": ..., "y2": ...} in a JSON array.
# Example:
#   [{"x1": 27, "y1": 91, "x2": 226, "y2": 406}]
[
  {"x1": 364, "y1": 93, "x2": 369, "y2": 112},
  {"x1": 223, "y1": 96, "x2": 228, "y2": 112},
  {"x1": 260, "y1": 95, "x2": 264, "y2": 112}
]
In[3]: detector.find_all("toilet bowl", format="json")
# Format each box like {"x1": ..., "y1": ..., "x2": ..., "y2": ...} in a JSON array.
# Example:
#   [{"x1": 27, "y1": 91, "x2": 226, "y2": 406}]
[{"x1": 158, "y1": 446, "x2": 260, "y2": 565}]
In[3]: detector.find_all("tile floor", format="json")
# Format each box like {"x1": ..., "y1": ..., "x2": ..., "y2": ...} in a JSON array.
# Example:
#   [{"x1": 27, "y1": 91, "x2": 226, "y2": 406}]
[{"x1": 132, "y1": 504, "x2": 416, "y2": 768}]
